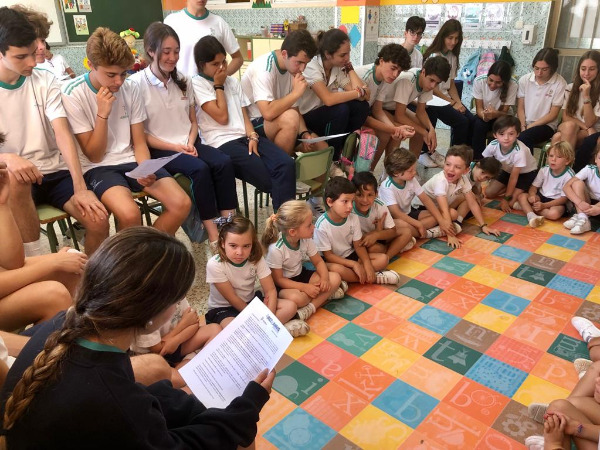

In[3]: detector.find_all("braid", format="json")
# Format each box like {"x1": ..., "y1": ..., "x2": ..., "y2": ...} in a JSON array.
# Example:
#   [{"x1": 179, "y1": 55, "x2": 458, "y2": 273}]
[{"x1": 499, "y1": 83, "x2": 508, "y2": 103}]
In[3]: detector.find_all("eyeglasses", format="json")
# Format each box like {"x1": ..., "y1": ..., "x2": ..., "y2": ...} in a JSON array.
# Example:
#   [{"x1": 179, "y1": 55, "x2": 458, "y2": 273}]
[{"x1": 408, "y1": 30, "x2": 424, "y2": 37}]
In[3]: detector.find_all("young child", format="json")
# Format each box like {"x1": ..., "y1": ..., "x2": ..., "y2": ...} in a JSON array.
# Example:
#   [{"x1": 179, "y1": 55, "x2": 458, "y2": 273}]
[
  {"x1": 314, "y1": 176, "x2": 400, "y2": 285},
  {"x1": 131, "y1": 298, "x2": 221, "y2": 388},
  {"x1": 263, "y1": 200, "x2": 345, "y2": 322},
  {"x1": 351, "y1": 171, "x2": 416, "y2": 259},
  {"x1": 482, "y1": 115, "x2": 539, "y2": 213},
  {"x1": 418, "y1": 146, "x2": 501, "y2": 248},
  {"x1": 466, "y1": 157, "x2": 502, "y2": 203},
  {"x1": 379, "y1": 147, "x2": 451, "y2": 239},
  {"x1": 563, "y1": 143, "x2": 600, "y2": 234},
  {"x1": 401, "y1": 16, "x2": 426, "y2": 69},
  {"x1": 205, "y1": 215, "x2": 308, "y2": 337},
  {"x1": 517, "y1": 141, "x2": 574, "y2": 228},
  {"x1": 61, "y1": 27, "x2": 191, "y2": 234}
]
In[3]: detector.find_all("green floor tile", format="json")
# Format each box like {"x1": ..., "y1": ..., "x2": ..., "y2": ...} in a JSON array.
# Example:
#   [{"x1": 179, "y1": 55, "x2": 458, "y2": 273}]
[
  {"x1": 423, "y1": 337, "x2": 483, "y2": 375},
  {"x1": 323, "y1": 296, "x2": 371, "y2": 321},
  {"x1": 500, "y1": 214, "x2": 529, "y2": 226},
  {"x1": 475, "y1": 231, "x2": 513, "y2": 243},
  {"x1": 547, "y1": 334, "x2": 590, "y2": 362},
  {"x1": 420, "y1": 239, "x2": 455, "y2": 255},
  {"x1": 433, "y1": 256, "x2": 475, "y2": 276},
  {"x1": 327, "y1": 323, "x2": 382, "y2": 357},
  {"x1": 273, "y1": 361, "x2": 328, "y2": 405},
  {"x1": 511, "y1": 264, "x2": 556, "y2": 286},
  {"x1": 396, "y1": 279, "x2": 443, "y2": 303}
]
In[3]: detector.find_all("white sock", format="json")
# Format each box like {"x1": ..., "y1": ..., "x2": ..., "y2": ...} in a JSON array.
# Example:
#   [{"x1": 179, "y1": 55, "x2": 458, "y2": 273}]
[
  {"x1": 23, "y1": 239, "x2": 42, "y2": 257},
  {"x1": 526, "y1": 212, "x2": 537, "y2": 221},
  {"x1": 457, "y1": 216, "x2": 463, "y2": 223},
  {"x1": 578, "y1": 212, "x2": 589, "y2": 220}
]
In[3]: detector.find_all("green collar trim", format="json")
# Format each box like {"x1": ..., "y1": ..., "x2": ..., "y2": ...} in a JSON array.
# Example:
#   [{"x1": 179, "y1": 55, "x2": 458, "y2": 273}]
[
  {"x1": 76, "y1": 338, "x2": 124, "y2": 353},
  {"x1": 500, "y1": 141, "x2": 519, "y2": 155},
  {"x1": 469, "y1": 161, "x2": 475, "y2": 182},
  {"x1": 184, "y1": 8, "x2": 209, "y2": 20},
  {"x1": 197, "y1": 72, "x2": 214, "y2": 82},
  {"x1": 282, "y1": 234, "x2": 300, "y2": 250},
  {"x1": 0, "y1": 75, "x2": 26, "y2": 90},
  {"x1": 230, "y1": 259, "x2": 248, "y2": 267},
  {"x1": 388, "y1": 176, "x2": 406, "y2": 189},
  {"x1": 84, "y1": 72, "x2": 98, "y2": 94},
  {"x1": 272, "y1": 51, "x2": 286, "y2": 75},
  {"x1": 352, "y1": 202, "x2": 371, "y2": 217},
  {"x1": 323, "y1": 212, "x2": 346, "y2": 226},
  {"x1": 372, "y1": 64, "x2": 381, "y2": 86},
  {"x1": 550, "y1": 166, "x2": 570, "y2": 178}
]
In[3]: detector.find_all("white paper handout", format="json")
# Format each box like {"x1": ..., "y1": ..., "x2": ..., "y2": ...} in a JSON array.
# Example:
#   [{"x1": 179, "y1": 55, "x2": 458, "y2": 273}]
[
  {"x1": 298, "y1": 132, "x2": 349, "y2": 143},
  {"x1": 179, "y1": 298, "x2": 293, "y2": 409},
  {"x1": 125, "y1": 153, "x2": 181, "y2": 179},
  {"x1": 427, "y1": 96, "x2": 451, "y2": 107}
]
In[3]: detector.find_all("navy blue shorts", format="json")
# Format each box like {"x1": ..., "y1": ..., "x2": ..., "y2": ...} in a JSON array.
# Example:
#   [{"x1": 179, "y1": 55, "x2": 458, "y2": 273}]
[
  {"x1": 251, "y1": 117, "x2": 268, "y2": 138},
  {"x1": 537, "y1": 193, "x2": 553, "y2": 204},
  {"x1": 409, "y1": 205, "x2": 427, "y2": 220},
  {"x1": 31, "y1": 170, "x2": 75, "y2": 210},
  {"x1": 205, "y1": 291, "x2": 264, "y2": 324},
  {"x1": 163, "y1": 344, "x2": 184, "y2": 366},
  {"x1": 346, "y1": 251, "x2": 360, "y2": 262},
  {"x1": 496, "y1": 169, "x2": 538, "y2": 193},
  {"x1": 84, "y1": 162, "x2": 170, "y2": 200},
  {"x1": 276, "y1": 267, "x2": 316, "y2": 294}
]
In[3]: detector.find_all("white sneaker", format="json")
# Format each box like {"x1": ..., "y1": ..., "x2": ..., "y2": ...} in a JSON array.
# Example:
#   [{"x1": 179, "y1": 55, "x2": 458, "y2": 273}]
[
  {"x1": 296, "y1": 181, "x2": 310, "y2": 194},
  {"x1": 512, "y1": 201, "x2": 523, "y2": 211},
  {"x1": 524, "y1": 435, "x2": 544, "y2": 450},
  {"x1": 418, "y1": 153, "x2": 438, "y2": 168},
  {"x1": 571, "y1": 217, "x2": 591, "y2": 235},
  {"x1": 426, "y1": 226, "x2": 443, "y2": 238},
  {"x1": 296, "y1": 303, "x2": 316, "y2": 321},
  {"x1": 429, "y1": 151, "x2": 446, "y2": 167},
  {"x1": 340, "y1": 280, "x2": 349, "y2": 293},
  {"x1": 329, "y1": 286, "x2": 345, "y2": 300},
  {"x1": 563, "y1": 214, "x2": 580, "y2": 230},
  {"x1": 453, "y1": 222, "x2": 462, "y2": 234},
  {"x1": 571, "y1": 316, "x2": 600, "y2": 342},
  {"x1": 284, "y1": 319, "x2": 310, "y2": 337},
  {"x1": 308, "y1": 196, "x2": 326, "y2": 218},
  {"x1": 375, "y1": 270, "x2": 400, "y2": 285},
  {"x1": 401, "y1": 237, "x2": 417, "y2": 252},
  {"x1": 528, "y1": 214, "x2": 544, "y2": 228},
  {"x1": 329, "y1": 163, "x2": 346, "y2": 178}
]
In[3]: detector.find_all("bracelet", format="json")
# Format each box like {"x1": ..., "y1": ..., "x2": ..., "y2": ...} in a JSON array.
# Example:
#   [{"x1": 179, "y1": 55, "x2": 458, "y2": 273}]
[
  {"x1": 504, "y1": 195, "x2": 512, "y2": 201},
  {"x1": 214, "y1": 85, "x2": 224, "y2": 91},
  {"x1": 96, "y1": 114, "x2": 108, "y2": 120},
  {"x1": 298, "y1": 130, "x2": 311, "y2": 140},
  {"x1": 249, "y1": 131, "x2": 259, "y2": 137},
  {"x1": 247, "y1": 136, "x2": 259, "y2": 143},
  {"x1": 479, "y1": 223, "x2": 488, "y2": 228}
]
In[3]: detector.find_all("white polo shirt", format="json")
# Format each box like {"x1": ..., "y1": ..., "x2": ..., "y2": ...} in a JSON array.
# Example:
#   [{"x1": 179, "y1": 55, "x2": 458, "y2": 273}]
[
  {"x1": 192, "y1": 74, "x2": 248, "y2": 148},
  {"x1": 408, "y1": 47, "x2": 423, "y2": 69},
  {"x1": 563, "y1": 83, "x2": 600, "y2": 132},
  {"x1": 37, "y1": 54, "x2": 71, "y2": 81},
  {"x1": 352, "y1": 198, "x2": 395, "y2": 234},
  {"x1": 61, "y1": 74, "x2": 146, "y2": 172},
  {"x1": 314, "y1": 212, "x2": 362, "y2": 258},
  {"x1": 128, "y1": 68, "x2": 194, "y2": 146},
  {"x1": 517, "y1": 72, "x2": 566, "y2": 130},
  {"x1": 163, "y1": 9, "x2": 240, "y2": 78},
  {"x1": 417, "y1": 170, "x2": 472, "y2": 207},
  {"x1": 241, "y1": 51, "x2": 294, "y2": 120},
  {"x1": 0, "y1": 68, "x2": 67, "y2": 175},
  {"x1": 379, "y1": 176, "x2": 424, "y2": 214},
  {"x1": 355, "y1": 63, "x2": 395, "y2": 107},
  {"x1": 482, "y1": 139, "x2": 538, "y2": 174},
  {"x1": 266, "y1": 235, "x2": 318, "y2": 278},
  {"x1": 429, "y1": 51, "x2": 457, "y2": 97},
  {"x1": 393, "y1": 68, "x2": 433, "y2": 106},
  {"x1": 533, "y1": 165, "x2": 574, "y2": 199},
  {"x1": 575, "y1": 165, "x2": 600, "y2": 201},
  {"x1": 472, "y1": 75, "x2": 518, "y2": 110},
  {"x1": 206, "y1": 255, "x2": 271, "y2": 309},
  {"x1": 299, "y1": 55, "x2": 351, "y2": 114}
]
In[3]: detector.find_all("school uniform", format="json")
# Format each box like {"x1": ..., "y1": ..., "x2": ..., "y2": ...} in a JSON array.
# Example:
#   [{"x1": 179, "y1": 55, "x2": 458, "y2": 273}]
[
  {"x1": 352, "y1": 198, "x2": 395, "y2": 234},
  {"x1": 354, "y1": 63, "x2": 395, "y2": 108},
  {"x1": 415, "y1": 170, "x2": 472, "y2": 207},
  {"x1": 129, "y1": 68, "x2": 237, "y2": 220},
  {"x1": 37, "y1": 54, "x2": 71, "y2": 82},
  {"x1": 266, "y1": 236, "x2": 318, "y2": 283},
  {"x1": 0, "y1": 312, "x2": 268, "y2": 449},
  {"x1": 471, "y1": 75, "x2": 518, "y2": 158},
  {"x1": 164, "y1": 9, "x2": 240, "y2": 77},
  {"x1": 299, "y1": 55, "x2": 369, "y2": 158},
  {"x1": 408, "y1": 47, "x2": 423, "y2": 69},
  {"x1": 574, "y1": 132, "x2": 600, "y2": 172},
  {"x1": 575, "y1": 165, "x2": 600, "y2": 201},
  {"x1": 0, "y1": 68, "x2": 78, "y2": 209},
  {"x1": 532, "y1": 165, "x2": 574, "y2": 202},
  {"x1": 517, "y1": 71, "x2": 567, "y2": 150},
  {"x1": 313, "y1": 212, "x2": 362, "y2": 259},
  {"x1": 379, "y1": 176, "x2": 424, "y2": 218},
  {"x1": 563, "y1": 83, "x2": 600, "y2": 132},
  {"x1": 61, "y1": 74, "x2": 170, "y2": 199},
  {"x1": 482, "y1": 139, "x2": 538, "y2": 191},
  {"x1": 192, "y1": 74, "x2": 294, "y2": 210},
  {"x1": 426, "y1": 51, "x2": 474, "y2": 146},
  {"x1": 393, "y1": 68, "x2": 434, "y2": 114}
]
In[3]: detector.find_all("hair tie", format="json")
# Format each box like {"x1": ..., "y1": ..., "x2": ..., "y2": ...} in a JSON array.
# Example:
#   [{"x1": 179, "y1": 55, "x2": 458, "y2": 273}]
[
  {"x1": 214, "y1": 211, "x2": 234, "y2": 228},
  {"x1": 269, "y1": 213, "x2": 278, "y2": 223}
]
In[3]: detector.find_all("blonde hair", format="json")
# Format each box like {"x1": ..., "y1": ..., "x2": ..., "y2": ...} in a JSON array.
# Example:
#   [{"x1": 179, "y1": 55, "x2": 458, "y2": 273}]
[
  {"x1": 216, "y1": 215, "x2": 263, "y2": 264},
  {"x1": 261, "y1": 200, "x2": 312, "y2": 249},
  {"x1": 11, "y1": 5, "x2": 52, "y2": 40},
  {"x1": 548, "y1": 141, "x2": 575, "y2": 165},
  {"x1": 86, "y1": 27, "x2": 134, "y2": 69}
]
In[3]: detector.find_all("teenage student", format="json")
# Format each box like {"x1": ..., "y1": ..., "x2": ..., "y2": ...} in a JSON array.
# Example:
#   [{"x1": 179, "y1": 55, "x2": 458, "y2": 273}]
[
  {"x1": 164, "y1": 0, "x2": 242, "y2": 77},
  {"x1": 38, "y1": 43, "x2": 75, "y2": 81},
  {"x1": 0, "y1": 7, "x2": 108, "y2": 256},
  {"x1": 242, "y1": 30, "x2": 326, "y2": 155},
  {"x1": 0, "y1": 227, "x2": 275, "y2": 448},
  {"x1": 552, "y1": 51, "x2": 600, "y2": 153},
  {"x1": 61, "y1": 27, "x2": 191, "y2": 235},
  {"x1": 401, "y1": 16, "x2": 425, "y2": 69},
  {"x1": 423, "y1": 19, "x2": 473, "y2": 160},
  {"x1": 392, "y1": 56, "x2": 450, "y2": 161},
  {"x1": 517, "y1": 48, "x2": 567, "y2": 151},
  {"x1": 129, "y1": 22, "x2": 237, "y2": 245},
  {"x1": 471, "y1": 61, "x2": 518, "y2": 159},
  {"x1": 299, "y1": 29, "x2": 370, "y2": 160},
  {"x1": 355, "y1": 44, "x2": 415, "y2": 170},
  {"x1": 193, "y1": 36, "x2": 295, "y2": 211}
]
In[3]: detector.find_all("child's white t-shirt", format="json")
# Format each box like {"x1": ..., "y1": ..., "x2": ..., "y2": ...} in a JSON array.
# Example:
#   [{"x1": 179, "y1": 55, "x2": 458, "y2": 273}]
[
  {"x1": 575, "y1": 165, "x2": 600, "y2": 201},
  {"x1": 355, "y1": 63, "x2": 395, "y2": 107},
  {"x1": 416, "y1": 170, "x2": 472, "y2": 207},
  {"x1": 130, "y1": 298, "x2": 191, "y2": 354},
  {"x1": 379, "y1": 176, "x2": 424, "y2": 214},
  {"x1": 314, "y1": 212, "x2": 362, "y2": 258},
  {"x1": 61, "y1": 74, "x2": 145, "y2": 172},
  {"x1": 299, "y1": 55, "x2": 351, "y2": 114},
  {"x1": 163, "y1": 9, "x2": 240, "y2": 77},
  {"x1": 192, "y1": 74, "x2": 249, "y2": 148},
  {"x1": 0, "y1": 68, "x2": 68, "y2": 175},
  {"x1": 128, "y1": 68, "x2": 195, "y2": 146},
  {"x1": 472, "y1": 75, "x2": 518, "y2": 110},
  {"x1": 517, "y1": 72, "x2": 566, "y2": 130},
  {"x1": 563, "y1": 83, "x2": 600, "y2": 132},
  {"x1": 241, "y1": 51, "x2": 295, "y2": 120},
  {"x1": 393, "y1": 68, "x2": 433, "y2": 106},
  {"x1": 352, "y1": 198, "x2": 396, "y2": 233},
  {"x1": 533, "y1": 165, "x2": 574, "y2": 199},
  {"x1": 481, "y1": 139, "x2": 538, "y2": 174},
  {"x1": 206, "y1": 255, "x2": 271, "y2": 309},
  {"x1": 428, "y1": 51, "x2": 457, "y2": 97},
  {"x1": 266, "y1": 235, "x2": 318, "y2": 278}
]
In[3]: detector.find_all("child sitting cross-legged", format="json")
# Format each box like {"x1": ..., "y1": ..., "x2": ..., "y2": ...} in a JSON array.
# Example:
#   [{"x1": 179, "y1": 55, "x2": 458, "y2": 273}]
[
  {"x1": 263, "y1": 200, "x2": 345, "y2": 322},
  {"x1": 466, "y1": 157, "x2": 502, "y2": 203},
  {"x1": 351, "y1": 171, "x2": 416, "y2": 259},
  {"x1": 314, "y1": 176, "x2": 400, "y2": 285},
  {"x1": 517, "y1": 141, "x2": 574, "y2": 228}
]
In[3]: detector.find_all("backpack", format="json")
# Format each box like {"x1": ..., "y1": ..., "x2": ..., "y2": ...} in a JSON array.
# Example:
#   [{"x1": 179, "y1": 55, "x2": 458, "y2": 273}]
[
  {"x1": 339, "y1": 127, "x2": 379, "y2": 180},
  {"x1": 476, "y1": 51, "x2": 496, "y2": 79},
  {"x1": 457, "y1": 50, "x2": 480, "y2": 85}
]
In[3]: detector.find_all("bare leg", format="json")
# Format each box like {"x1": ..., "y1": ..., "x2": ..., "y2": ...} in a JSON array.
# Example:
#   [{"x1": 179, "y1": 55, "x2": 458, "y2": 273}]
[
  {"x1": 144, "y1": 178, "x2": 191, "y2": 235},
  {"x1": 264, "y1": 109, "x2": 301, "y2": 155},
  {"x1": 7, "y1": 175, "x2": 38, "y2": 243},
  {"x1": 62, "y1": 198, "x2": 110, "y2": 255},
  {"x1": 130, "y1": 353, "x2": 171, "y2": 386},
  {"x1": 275, "y1": 298, "x2": 297, "y2": 323},
  {"x1": 99, "y1": 186, "x2": 143, "y2": 230}
]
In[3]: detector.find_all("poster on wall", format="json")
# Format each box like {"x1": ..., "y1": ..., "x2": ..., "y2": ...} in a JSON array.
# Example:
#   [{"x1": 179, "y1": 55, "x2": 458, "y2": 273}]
[
  {"x1": 62, "y1": 0, "x2": 77, "y2": 13},
  {"x1": 77, "y1": 0, "x2": 92, "y2": 13},
  {"x1": 484, "y1": 4, "x2": 504, "y2": 30},
  {"x1": 463, "y1": 4, "x2": 482, "y2": 30},
  {"x1": 445, "y1": 5, "x2": 462, "y2": 22},
  {"x1": 365, "y1": 8, "x2": 379, "y2": 42},
  {"x1": 425, "y1": 5, "x2": 442, "y2": 31},
  {"x1": 73, "y1": 15, "x2": 89, "y2": 35}
]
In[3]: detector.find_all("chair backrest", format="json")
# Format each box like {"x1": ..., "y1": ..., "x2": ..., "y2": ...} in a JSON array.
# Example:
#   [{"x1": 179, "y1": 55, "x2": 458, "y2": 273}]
[{"x1": 296, "y1": 146, "x2": 334, "y2": 195}]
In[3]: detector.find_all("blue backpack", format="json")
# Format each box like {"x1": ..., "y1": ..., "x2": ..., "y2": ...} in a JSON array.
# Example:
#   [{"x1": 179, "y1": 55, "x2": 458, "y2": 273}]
[{"x1": 457, "y1": 50, "x2": 481, "y2": 85}]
